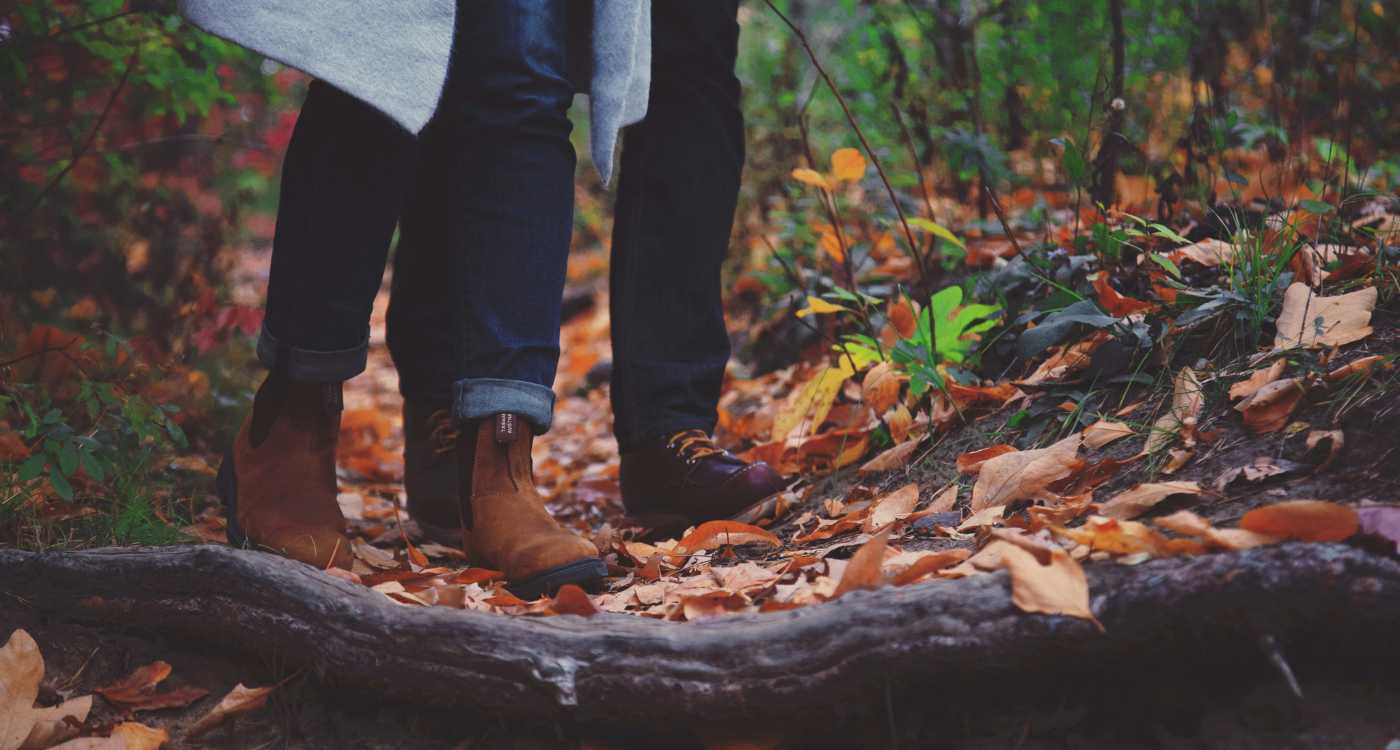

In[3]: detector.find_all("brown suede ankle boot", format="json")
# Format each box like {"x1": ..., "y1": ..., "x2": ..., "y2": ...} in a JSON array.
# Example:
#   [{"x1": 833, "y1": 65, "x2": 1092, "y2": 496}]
[
  {"x1": 459, "y1": 413, "x2": 606, "y2": 599},
  {"x1": 215, "y1": 371, "x2": 352, "y2": 570}
]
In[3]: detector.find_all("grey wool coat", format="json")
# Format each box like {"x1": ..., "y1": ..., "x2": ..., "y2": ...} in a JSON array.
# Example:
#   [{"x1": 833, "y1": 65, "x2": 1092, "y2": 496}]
[{"x1": 179, "y1": 0, "x2": 651, "y2": 183}]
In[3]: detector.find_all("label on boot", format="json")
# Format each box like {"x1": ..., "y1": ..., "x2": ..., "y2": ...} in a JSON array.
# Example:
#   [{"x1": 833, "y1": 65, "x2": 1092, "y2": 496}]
[{"x1": 495, "y1": 413, "x2": 519, "y2": 444}]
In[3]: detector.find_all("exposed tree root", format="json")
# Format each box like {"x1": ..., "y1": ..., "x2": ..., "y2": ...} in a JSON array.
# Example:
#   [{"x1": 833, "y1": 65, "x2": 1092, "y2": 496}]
[{"x1": 2, "y1": 544, "x2": 1397, "y2": 727}]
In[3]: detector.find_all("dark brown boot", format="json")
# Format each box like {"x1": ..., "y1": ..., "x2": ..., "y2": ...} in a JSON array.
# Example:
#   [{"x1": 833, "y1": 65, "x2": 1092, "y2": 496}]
[
  {"x1": 402, "y1": 398, "x2": 461, "y2": 542},
  {"x1": 458, "y1": 413, "x2": 605, "y2": 599},
  {"x1": 216, "y1": 371, "x2": 352, "y2": 570},
  {"x1": 621, "y1": 429, "x2": 788, "y2": 533}
]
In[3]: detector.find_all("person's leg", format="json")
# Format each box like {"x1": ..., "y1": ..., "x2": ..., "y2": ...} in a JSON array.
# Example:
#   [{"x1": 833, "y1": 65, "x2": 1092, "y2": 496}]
[
  {"x1": 220, "y1": 81, "x2": 418, "y2": 570},
  {"x1": 610, "y1": 0, "x2": 744, "y2": 451},
  {"x1": 420, "y1": 0, "x2": 602, "y2": 596},
  {"x1": 612, "y1": 0, "x2": 785, "y2": 529}
]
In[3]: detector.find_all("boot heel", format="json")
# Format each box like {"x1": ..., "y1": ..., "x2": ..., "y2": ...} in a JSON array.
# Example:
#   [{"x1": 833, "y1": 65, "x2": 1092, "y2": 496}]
[{"x1": 215, "y1": 448, "x2": 249, "y2": 548}]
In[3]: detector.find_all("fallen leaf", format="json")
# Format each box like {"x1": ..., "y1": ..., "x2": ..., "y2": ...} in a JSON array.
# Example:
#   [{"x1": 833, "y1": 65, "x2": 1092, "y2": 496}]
[
  {"x1": 1273, "y1": 283, "x2": 1376, "y2": 349},
  {"x1": 675, "y1": 521, "x2": 781, "y2": 555},
  {"x1": 925, "y1": 483, "x2": 959, "y2": 514},
  {"x1": 957, "y1": 504, "x2": 1008, "y2": 531},
  {"x1": 1358, "y1": 504, "x2": 1400, "y2": 553},
  {"x1": 110, "y1": 722, "x2": 168, "y2": 750},
  {"x1": 1234, "y1": 378, "x2": 1306, "y2": 433},
  {"x1": 187, "y1": 684, "x2": 274, "y2": 738},
  {"x1": 1092, "y1": 273, "x2": 1155, "y2": 317},
  {"x1": 833, "y1": 530, "x2": 890, "y2": 597},
  {"x1": 1082, "y1": 420, "x2": 1136, "y2": 450},
  {"x1": 888, "y1": 296, "x2": 917, "y2": 338},
  {"x1": 1161, "y1": 447, "x2": 1194, "y2": 474},
  {"x1": 1326, "y1": 354, "x2": 1388, "y2": 382},
  {"x1": 20, "y1": 695, "x2": 92, "y2": 750},
  {"x1": 1240, "y1": 500, "x2": 1359, "y2": 542},
  {"x1": 549, "y1": 585, "x2": 599, "y2": 617},
  {"x1": 1305, "y1": 429, "x2": 1344, "y2": 471},
  {"x1": 999, "y1": 544, "x2": 1100, "y2": 627},
  {"x1": 890, "y1": 549, "x2": 971, "y2": 585},
  {"x1": 1054, "y1": 515, "x2": 1174, "y2": 557},
  {"x1": 771, "y1": 360, "x2": 856, "y2": 442},
  {"x1": 858, "y1": 439, "x2": 920, "y2": 474},
  {"x1": 1018, "y1": 331, "x2": 1111, "y2": 385},
  {"x1": 863, "y1": 483, "x2": 920, "y2": 532},
  {"x1": 45, "y1": 739, "x2": 124, "y2": 749},
  {"x1": 861, "y1": 362, "x2": 903, "y2": 414},
  {"x1": 790, "y1": 168, "x2": 831, "y2": 190},
  {"x1": 1, "y1": 630, "x2": 43, "y2": 750},
  {"x1": 970, "y1": 433, "x2": 1082, "y2": 511},
  {"x1": 946, "y1": 381, "x2": 1021, "y2": 409},
  {"x1": 1146, "y1": 368, "x2": 1204, "y2": 453},
  {"x1": 681, "y1": 591, "x2": 751, "y2": 620},
  {"x1": 96, "y1": 662, "x2": 172, "y2": 705},
  {"x1": 1214, "y1": 456, "x2": 1309, "y2": 492},
  {"x1": 1171, "y1": 238, "x2": 1235, "y2": 267},
  {"x1": 1228, "y1": 360, "x2": 1287, "y2": 400},
  {"x1": 956, "y1": 444, "x2": 1018, "y2": 475},
  {"x1": 1099, "y1": 481, "x2": 1202, "y2": 520}
]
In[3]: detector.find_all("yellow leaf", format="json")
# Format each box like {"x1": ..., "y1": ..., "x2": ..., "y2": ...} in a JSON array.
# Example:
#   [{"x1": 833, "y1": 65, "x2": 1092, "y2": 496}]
[
  {"x1": 790, "y1": 168, "x2": 831, "y2": 190},
  {"x1": 818, "y1": 232, "x2": 845, "y2": 263},
  {"x1": 795, "y1": 296, "x2": 849, "y2": 319},
  {"x1": 111, "y1": 722, "x2": 169, "y2": 750},
  {"x1": 907, "y1": 217, "x2": 967, "y2": 249},
  {"x1": 830, "y1": 147, "x2": 866, "y2": 182},
  {"x1": 771, "y1": 359, "x2": 856, "y2": 442}
]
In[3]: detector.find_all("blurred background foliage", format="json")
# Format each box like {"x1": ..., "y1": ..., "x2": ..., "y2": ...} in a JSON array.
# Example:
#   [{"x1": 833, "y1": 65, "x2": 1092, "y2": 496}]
[{"x1": 1, "y1": 0, "x2": 1397, "y2": 546}]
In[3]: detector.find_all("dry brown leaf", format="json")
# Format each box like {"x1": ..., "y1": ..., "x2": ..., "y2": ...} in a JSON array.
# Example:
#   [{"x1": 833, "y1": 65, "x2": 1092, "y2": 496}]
[
  {"x1": 957, "y1": 504, "x2": 1007, "y2": 531},
  {"x1": 970, "y1": 433, "x2": 1082, "y2": 511},
  {"x1": 1082, "y1": 419, "x2": 1136, "y2": 450},
  {"x1": 20, "y1": 696, "x2": 93, "y2": 750},
  {"x1": 1326, "y1": 354, "x2": 1388, "y2": 382},
  {"x1": 1273, "y1": 283, "x2": 1376, "y2": 350},
  {"x1": 1053, "y1": 516, "x2": 1173, "y2": 557},
  {"x1": 1213, "y1": 456, "x2": 1308, "y2": 492},
  {"x1": 888, "y1": 549, "x2": 972, "y2": 585},
  {"x1": 110, "y1": 722, "x2": 169, "y2": 750},
  {"x1": 1305, "y1": 429, "x2": 1344, "y2": 471},
  {"x1": 833, "y1": 530, "x2": 890, "y2": 597},
  {"x1": 45, "y1": 739, "x2": 124, "y2": 749},
  {"x1": 1239, "y1": 500, "x2": 1359, "y2": 542},
  {"x1": 1146, "y1": 368, "x2": 1204, "y2": 453},
  {"x1": 1161, "y1": 447, "x2": 1195, "y2": 474},
  {"x1": 1092, "y1": 273, "x2": 1155, "y2": 317},
  {"x1": 946, "y1": 381, "x2": 1022, "y2": 409},
  {"x1": 858, "y1": 440, "x2": 920, "y2": 474},
  {"x1": 674, "y1": 521, "x2": 781, "y2": 554},
  {"x1": 925, "y1": 483, "x2": 959, "y2": 514},
  {"x1": 889, "y1": 296, "x2": 918, "y2": 338},
  {"x1": 1099, "y1": 481, "x2": 1202, "y2": 520},
  {"x1": 1154, "y1": 510, "x2": 1281, "y2": 550},
  {"x1": 1018, "y1": 331, "x2": 1111, "y2": 385},
  {"x1": 862, "y1": 483, "x2": 921, "y2": 532},
  {"x1": 999, "y1": 544, "x2": 1100, "y2": 628},
  {"x1": 681, "y1": 591, "x2": 751, "y2": 620},
  {"x1": 550, "y1": 584, "x2": 600, "y2": 617},
  {"x1": 884, "y1": 404, "x2": 914, "y2": 444},
  {"x1": 1228, "y1": 360, "x2": 1287, "y2": 401},
  {"x1": 861, "y1": 362, "x2": 903, "y2": 415},
  {"x1": 1171, "y1": 238, "x2": 1235, "y2": 267},
  {"x1": 1, "y1": 629, "x2": 44, "y2": 750},
  {"x1": 956, "y1": 444, "x2": 1018, "y2": 475},
  {"x1": 1235, "y1": 377, "x2": 1306, "y2": 433},
  {"x1": 187, "y1": 684, "x2": 274, "y2": 738}
]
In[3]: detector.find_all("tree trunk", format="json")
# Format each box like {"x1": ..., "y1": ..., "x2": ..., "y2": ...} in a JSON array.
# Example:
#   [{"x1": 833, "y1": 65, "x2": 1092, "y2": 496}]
[{"x1": 3, "y1": 544, "x2": 1399, "y2": 728}]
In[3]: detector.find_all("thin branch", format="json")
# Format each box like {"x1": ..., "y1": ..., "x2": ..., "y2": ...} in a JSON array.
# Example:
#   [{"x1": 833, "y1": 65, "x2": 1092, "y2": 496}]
[
  {"x1": 764, "y1": 0, "x2": 928, "y2": 286},
  {"x1": 22, "y1": 46, "x2": 140, "y2": 215}
]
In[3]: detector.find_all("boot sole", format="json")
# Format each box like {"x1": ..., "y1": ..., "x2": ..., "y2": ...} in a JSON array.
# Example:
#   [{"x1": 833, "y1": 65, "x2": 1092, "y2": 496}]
[
  {"x1": 508, "y1": 557, "x2": 609, "y2": 601},
  {"x1": 215, "y1": 447, "x2": 251, "y2": 550}
]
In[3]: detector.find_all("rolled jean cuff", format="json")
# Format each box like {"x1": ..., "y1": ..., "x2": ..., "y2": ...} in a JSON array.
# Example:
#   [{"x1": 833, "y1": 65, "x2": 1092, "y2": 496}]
[
  {"x1": 453, "y1": 378, "x2": 556, "y2": 433},
  {"x1": 256, "y1": 325, "x2": 368, "y2": 382}
]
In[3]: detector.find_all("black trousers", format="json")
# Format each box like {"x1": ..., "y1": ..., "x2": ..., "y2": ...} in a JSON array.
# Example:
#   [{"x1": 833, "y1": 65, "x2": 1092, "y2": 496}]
[{"x1": 388, "y1": 0, "x2": 745, "y2": 449}]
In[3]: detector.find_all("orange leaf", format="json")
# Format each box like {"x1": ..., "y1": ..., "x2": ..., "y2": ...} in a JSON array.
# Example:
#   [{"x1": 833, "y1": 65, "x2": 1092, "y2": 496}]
[
  {"x1": 833, "y1": 529, "x2": 889, "y2": 597},
  {"x1": 1092, "y1": 273, "x2": 1154, "y2": 317},
  {"x1": 1239, "y1": 500, "x2": 1359, "y2": 542},
  {"x1": 675, "y1": 521, "x2": 781, "y2": 554},
  {"x1": 1326, "y1": 354, "x2": 1389, "y2": 382},
  {"x1": 1081, "y1": 419, "x2": 1136, "y2": 450},
  {"x1": 818, "y1": 232, "x2": 845, "y2": 263},
  {"x1": 999, "y1": 544, "x2": 1100, "y2": 627},
  {"x1": 946, "y1": 381, "x2": 1020, "y2": 409},
  {"x1": 96, "y1": 662, "x2": 172, "y2": 704},
  {"x1": 858, "y1": 439, "x2": 919, "y2": 474},
  {"x1": 890, "y1": 549, "x2": 971, "y2": 585},
  {"x1": 1098, "y1": 481, "x2": 1201, "y2": 520},
  {"x1": 187, "y1": 684, "x2": 274, "y2": 738},
  {"x1": 1228, "y1": 360, "x2": 1287, "y2": 400},
  {"x1": 956, "y1": 444, "x2": 1018, "y2": 475},
  {"x1": 861, "y1": 362, "x2": 903, "y2": 414},
  {"x1": 550, "y1": 584, "x2": 600, "y2": 617},
  {"x1": 888, "y1": 296, "x2": 917, "y2": 338},
  {"x1": 790, "y1": 168, "x2": 831, "y2": 190}
]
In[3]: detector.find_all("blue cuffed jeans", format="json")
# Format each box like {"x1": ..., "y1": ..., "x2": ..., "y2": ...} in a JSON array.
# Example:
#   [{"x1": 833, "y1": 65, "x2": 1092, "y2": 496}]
[
  {"x1": 260, "y1": 0, "x2": 574, "y2": 432},
  {"x1": 388, "y1": 0, "x2": 745, "y2": 449}
]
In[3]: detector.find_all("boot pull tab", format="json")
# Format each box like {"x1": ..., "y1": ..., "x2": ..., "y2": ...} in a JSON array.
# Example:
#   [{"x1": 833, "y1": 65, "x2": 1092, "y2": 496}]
[{"x1": 495, "y1": 413, "x2": 519, "y2": 444}]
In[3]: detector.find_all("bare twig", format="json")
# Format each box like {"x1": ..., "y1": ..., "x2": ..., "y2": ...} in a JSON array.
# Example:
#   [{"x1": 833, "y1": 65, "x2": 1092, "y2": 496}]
[
  {"x1": 22, "y1": 46, "x2": 140, "y2": 214},
  {"x1": 764, "y1": 0, "x2": 928, "y2": 286}
]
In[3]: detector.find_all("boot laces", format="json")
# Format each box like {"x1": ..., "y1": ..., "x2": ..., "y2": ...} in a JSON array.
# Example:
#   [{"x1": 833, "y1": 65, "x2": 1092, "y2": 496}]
[
  {"x1": 428, "y1": 408, "x2": 459, "y2": 456},
  {"x1": 666, "y1": 429, "x2": 726, "y2": 465}
]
